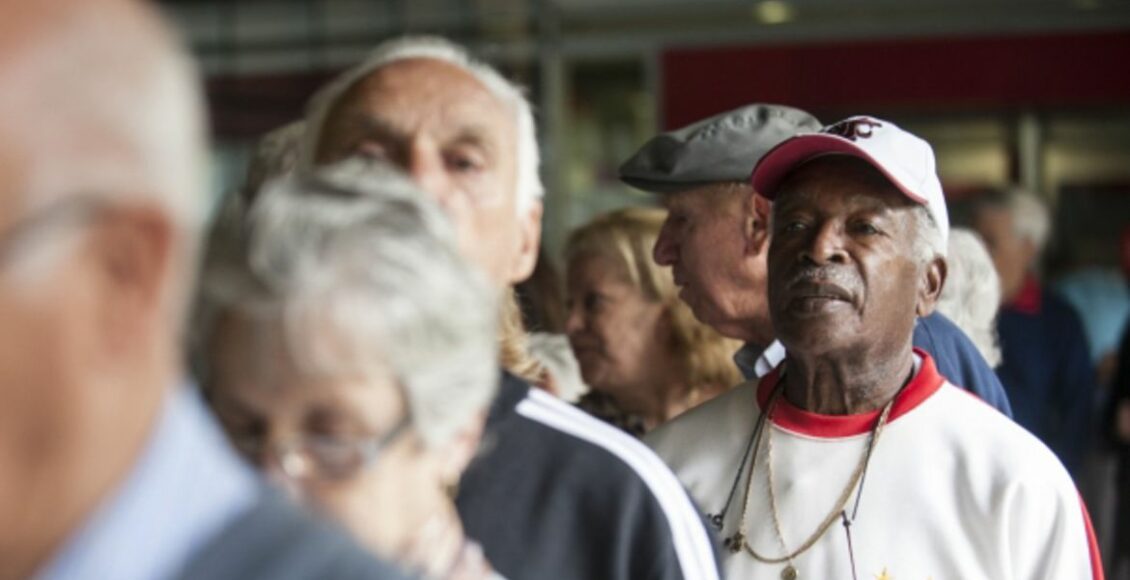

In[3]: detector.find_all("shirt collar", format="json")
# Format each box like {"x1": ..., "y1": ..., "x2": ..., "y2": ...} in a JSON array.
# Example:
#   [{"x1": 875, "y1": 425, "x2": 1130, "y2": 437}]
[
  {"x1": 1007, "y1": 274, "x2": 1043, "y2": 315},
  {"x1": 755, "y1": 349, "x2": 944, "y2": 438},
  {"x1": 36, "y1": 387, "x2": 259, "y2": 580}
]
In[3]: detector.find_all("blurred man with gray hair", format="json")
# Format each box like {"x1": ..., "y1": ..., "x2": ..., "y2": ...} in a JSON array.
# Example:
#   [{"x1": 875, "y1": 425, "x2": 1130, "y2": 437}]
[
  {"x1": 960, "y1": 187, "x2": 1098, "y2": 475},
  {"x1": 0, "y1": 1, "x2": 406, "y2": 578},
  {"x1": 301, "y1": 35, "x2": 719, "y2": 580}
]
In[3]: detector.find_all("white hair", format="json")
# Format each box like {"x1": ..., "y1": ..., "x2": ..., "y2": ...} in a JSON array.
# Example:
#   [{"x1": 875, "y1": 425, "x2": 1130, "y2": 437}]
[
  {"x1": 1, "y1": 3, "x2": 207, "y2": 232},
  {"x1": 527, "y1": 332, "x2": 589, "y2": 404},
  {"x1": 0, "y1": 1, "x2": 207, "y2": 326},
  {"x1": 1006, "y1": 188, "x2": 1051, "y2": 252},
  {"x1": 194, "y1": 159, "x2": 499, "y2": 447},
  {"x1": 241, "y1": 120, "x2": 307, "y2": 203},
  {"x1": 914, "y1": 205, "x2": 948, "y2": 264},
  {"x1": 302, "y1": 35, "x2": 543, "y2": 212},
  {"x1": 936, "y1": 228, "x2": 1002, "y2": 367}
]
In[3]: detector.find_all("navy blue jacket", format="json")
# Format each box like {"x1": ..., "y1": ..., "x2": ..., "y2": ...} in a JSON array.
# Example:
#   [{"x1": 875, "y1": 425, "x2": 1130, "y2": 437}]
[
  {"x1": 996, "y1": 281, "x2": 1097, "y2": 475},
  {"x1": 914, "y1": 311, "x2": 1014, "y2": 417},
  {"x1": 457, "y1": 373, "x2": 721, "y2": 580}
]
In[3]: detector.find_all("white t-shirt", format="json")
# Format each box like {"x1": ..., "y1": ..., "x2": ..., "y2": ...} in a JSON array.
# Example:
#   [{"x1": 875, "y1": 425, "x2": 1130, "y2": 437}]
[{"x1": 646, "y1": 350, "x2": 1102, "y2": 579}]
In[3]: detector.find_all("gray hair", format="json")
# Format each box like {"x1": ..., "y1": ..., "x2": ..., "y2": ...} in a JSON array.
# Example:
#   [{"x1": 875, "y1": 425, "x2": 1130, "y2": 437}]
[
  {"x1": 913, "y1": 205, "x2": 948, "y2": 265},
  {"x1": 0, "y1": 1, "x2": 207, "y2": 319},
  {"x1": 951, "y1": 186, "x2": 1051, "y2": 254},
  {"x1": 241, "y1": 120, "x2": 307, "y2": 204},
  {"x1": 193, "y1": 159, "x2": 499, "y2": 447},
  {"x1": 936, "y1": 228, "x2": 1002, "y2": 367},
  {"x1": 3, "y1": 2, "x2": 207, "y2": 232},
  {"x1": 1006, "y1": 188, "x2": 1051, "y2": 253},
  {"x1": 302, "y1": 35, "x2": 543, "y2": 212}
]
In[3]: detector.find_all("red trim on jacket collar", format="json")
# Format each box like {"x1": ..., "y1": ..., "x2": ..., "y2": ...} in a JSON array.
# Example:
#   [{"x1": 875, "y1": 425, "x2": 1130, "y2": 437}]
[
  {"x1": 755, "y1": 349, "x2": 946, "y2": 438},
  {"x1": 1006, "y1": 274, "x2": 1043, "y2": 315}
]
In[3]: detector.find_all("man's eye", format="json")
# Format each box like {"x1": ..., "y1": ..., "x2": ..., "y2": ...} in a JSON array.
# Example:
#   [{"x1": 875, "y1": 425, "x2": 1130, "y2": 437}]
[
  {"x1": 851, "y1": 222, "x2": 880, "y2": 235},
  {"x1": 446, "y1": 151, "x2": 485, "y2": 173},
  {"x1": 781, "y1": 221, "x2": 807, "y2": 233},
  {"x1": 583, "y1": 293, "x2": 603, "y2": 311},
  {"x1": 222, "y1": 422, "x2": 266, "y2": 456}
]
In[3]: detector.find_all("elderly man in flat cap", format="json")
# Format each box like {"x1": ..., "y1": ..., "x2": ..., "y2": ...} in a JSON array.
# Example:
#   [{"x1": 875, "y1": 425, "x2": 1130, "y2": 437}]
[
  {"x1": 622, "y1": 104, "x2": 1011, "y2": 413},
  {"x1": 677, "y1": 115, "x2": 1100, "y2": 578}
]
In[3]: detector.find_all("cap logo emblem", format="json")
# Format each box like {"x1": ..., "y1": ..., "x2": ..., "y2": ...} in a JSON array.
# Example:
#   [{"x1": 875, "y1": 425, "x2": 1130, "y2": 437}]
[{"x1": 826, "y1": 118, "x2": 882, "y2": 141}]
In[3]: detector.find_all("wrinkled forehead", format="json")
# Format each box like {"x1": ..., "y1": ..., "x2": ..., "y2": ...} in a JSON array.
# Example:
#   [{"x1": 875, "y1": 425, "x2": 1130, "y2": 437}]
[
  {"x1": 325, "y1": 58, "x2": 517, "y2": 147},
  {"x1": 772, "y1": 156, "x2": 912, "y2": 215}
]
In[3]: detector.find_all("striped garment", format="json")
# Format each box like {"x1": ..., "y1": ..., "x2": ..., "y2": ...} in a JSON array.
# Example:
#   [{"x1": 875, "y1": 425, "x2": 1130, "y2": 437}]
[{"x1": 457, "y1": 372, "x2": 720, "y2": 580}]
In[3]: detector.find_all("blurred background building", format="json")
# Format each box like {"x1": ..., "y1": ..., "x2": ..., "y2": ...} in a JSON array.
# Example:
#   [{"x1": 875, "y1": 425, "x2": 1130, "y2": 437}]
[{"x1": 158, "y1": 0, "x2": 1130, "y2": 273}]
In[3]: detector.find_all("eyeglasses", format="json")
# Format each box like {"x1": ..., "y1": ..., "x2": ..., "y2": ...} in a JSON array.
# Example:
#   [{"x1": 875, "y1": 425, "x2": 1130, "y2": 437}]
[
  {"x1": 0, "y1": 195, "x2": 109, "y2": 269},
  {"x1": 229, "y1": 418, "x2": 412, "y2": 481}
]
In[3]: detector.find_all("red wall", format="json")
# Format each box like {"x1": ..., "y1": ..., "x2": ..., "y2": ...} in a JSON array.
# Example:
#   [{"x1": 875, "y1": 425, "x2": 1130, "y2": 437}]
[{"x1": 662, "y1": 31, "x2": 1130, "y2": 128}]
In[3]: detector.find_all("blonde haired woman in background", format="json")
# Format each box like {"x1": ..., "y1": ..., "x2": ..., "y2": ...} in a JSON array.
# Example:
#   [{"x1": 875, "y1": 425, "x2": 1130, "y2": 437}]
[{"x1": 565, "y1": 207, "x2": 742, "y2": 436}]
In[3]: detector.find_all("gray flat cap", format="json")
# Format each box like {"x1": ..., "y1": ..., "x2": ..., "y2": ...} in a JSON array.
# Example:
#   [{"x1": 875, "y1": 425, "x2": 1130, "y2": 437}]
[{"x1": 619, "y1": 103, "x2": 821, "y2": 194}]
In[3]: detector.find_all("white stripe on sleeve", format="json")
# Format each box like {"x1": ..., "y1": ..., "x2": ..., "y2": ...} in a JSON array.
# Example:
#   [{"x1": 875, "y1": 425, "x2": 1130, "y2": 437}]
[{"x1": 517, "y1": 389, "x2": 720, "y2": 580}]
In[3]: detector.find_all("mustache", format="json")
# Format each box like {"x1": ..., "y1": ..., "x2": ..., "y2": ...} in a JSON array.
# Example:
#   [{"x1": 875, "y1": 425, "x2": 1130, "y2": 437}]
[{"x1": 784, "y1": 266, "x2": 860, "y2": 298}]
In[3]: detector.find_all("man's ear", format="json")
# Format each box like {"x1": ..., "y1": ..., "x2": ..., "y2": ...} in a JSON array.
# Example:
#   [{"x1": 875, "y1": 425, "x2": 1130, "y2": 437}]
[
  {"x1": 745, "y1": 192, "x2": 772, "y2": 256},
  {"x1": 507, "y1": 200, "x2": 543, "y2": 285},
  {"x1": 916, "y1": 255, "x2": 947, "y2": 318},
  {"x1": 88, "y1": 204, "x2": 174, "y2": 357}
]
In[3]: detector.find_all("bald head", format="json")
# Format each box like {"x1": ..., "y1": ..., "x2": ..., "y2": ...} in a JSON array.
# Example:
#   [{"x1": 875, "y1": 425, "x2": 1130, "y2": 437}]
[{"x1": 304, "y1": 37, "x2": 544, "y2": 287}]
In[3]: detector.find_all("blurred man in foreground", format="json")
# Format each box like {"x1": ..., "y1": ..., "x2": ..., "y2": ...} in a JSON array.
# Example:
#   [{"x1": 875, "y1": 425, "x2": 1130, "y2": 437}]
[
  {"x1": 962, "y1": 188, "x2": 1097, "y2": 475},
  {"x1": 0, "y1": 1, "x2": 405, "y2": 578}
]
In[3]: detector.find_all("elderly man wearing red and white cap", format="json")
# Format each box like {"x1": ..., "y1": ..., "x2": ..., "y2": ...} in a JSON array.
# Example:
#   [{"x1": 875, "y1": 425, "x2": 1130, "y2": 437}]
[{"x1": 652, "y1": 116, "x2": 1103, "y2": 579}]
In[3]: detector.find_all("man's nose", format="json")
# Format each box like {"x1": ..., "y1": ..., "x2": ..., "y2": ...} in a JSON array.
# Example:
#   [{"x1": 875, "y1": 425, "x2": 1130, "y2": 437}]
[
  {"x1": 801, "y1": 223, "x2": 848, "y2": 265},
  {"x1": 404, "y1": 147, "x2": 455, "y2": 207}
]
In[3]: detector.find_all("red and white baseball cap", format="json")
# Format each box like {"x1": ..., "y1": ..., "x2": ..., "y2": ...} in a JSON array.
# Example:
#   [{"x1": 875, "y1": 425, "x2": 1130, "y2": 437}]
[{"x1": 750, "y1": 115, "x2": 949, "y2": 245}]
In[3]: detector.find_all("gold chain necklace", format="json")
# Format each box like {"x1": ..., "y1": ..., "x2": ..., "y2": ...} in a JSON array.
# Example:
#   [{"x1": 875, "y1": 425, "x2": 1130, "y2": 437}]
[{"x1": 730, "y1": 380, "x2": 897, "y2": 580}]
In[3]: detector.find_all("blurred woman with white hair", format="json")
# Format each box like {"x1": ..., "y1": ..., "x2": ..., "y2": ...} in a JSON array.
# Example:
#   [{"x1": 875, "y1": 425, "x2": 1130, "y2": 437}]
[
  {"x1": 936, "y1": 228, "x2": 1003, "y2": 367},
  {"x1": 193, "y1": 159, "x2": 503, "y2": 579}
]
